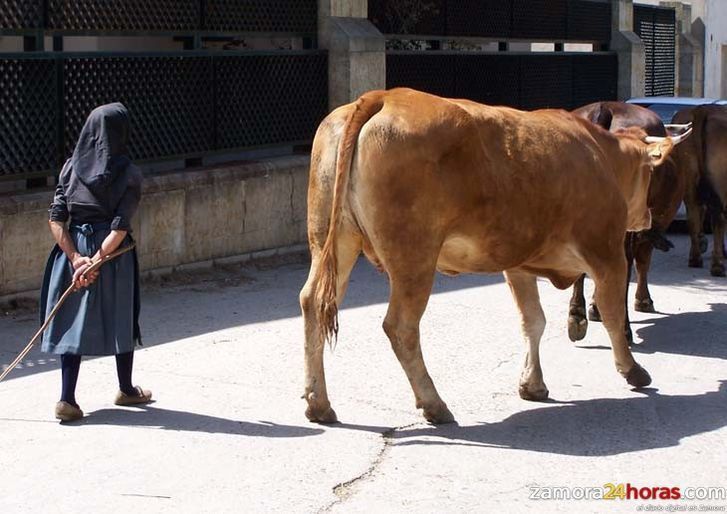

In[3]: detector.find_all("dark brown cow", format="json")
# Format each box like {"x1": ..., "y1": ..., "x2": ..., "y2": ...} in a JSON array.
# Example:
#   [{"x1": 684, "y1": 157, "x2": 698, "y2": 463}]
[
  {"x1": 300, "y1": 88, "x2": 687, "y2": 424},
  {"x1": 675, "y1": 105, "x2": 727, "y2": 276},
  {"x1": 567, "y1": 101, "x2": 687, "y2": 343}
]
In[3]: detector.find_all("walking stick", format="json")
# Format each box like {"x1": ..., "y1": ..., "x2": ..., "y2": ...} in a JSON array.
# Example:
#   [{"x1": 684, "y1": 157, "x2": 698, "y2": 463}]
[{"x1": 0, "y1": 244, "x2": 136, "y2": 383}]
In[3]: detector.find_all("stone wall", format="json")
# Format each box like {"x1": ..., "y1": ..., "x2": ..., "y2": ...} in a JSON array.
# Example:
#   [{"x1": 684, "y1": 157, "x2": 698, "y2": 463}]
[{"x1": 0, "y1": 155, "x2": 310, "y2": 300}]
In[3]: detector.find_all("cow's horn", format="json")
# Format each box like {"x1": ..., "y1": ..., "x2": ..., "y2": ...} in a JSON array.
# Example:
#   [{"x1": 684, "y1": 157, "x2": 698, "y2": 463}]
[
  {"x1": 645, "y1": 126, "x2": 693, "y2": 146},
  {"x1": 664, "y1": 122, "x2": 692, "y2": 133}
]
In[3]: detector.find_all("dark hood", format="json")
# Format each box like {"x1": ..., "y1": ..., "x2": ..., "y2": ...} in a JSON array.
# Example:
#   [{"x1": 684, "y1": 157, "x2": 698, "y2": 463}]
[{"x1": 70, "y1": 103, "x2": 131, "y2": 197}]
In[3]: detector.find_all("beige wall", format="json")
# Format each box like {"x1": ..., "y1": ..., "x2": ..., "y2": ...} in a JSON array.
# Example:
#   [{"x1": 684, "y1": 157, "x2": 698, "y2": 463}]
[{"x1": 0, "y1": 156, "x2": 310, "y2": 300}]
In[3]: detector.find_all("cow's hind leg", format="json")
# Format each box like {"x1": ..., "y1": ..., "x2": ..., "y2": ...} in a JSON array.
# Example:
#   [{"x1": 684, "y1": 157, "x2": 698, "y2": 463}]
[
  {"x1": 633, "y1": 238, "x2": 656, "y2": 313},
  {"x1": 504, "y1": 270, "x2": 549, "y2": 401},
  {"x1": 567, "y1": 274, "x2": 588, "y2": 342},
  {"x1": 383, "y1": 267, "x2": 454, "y2": 424},
  {"x1": 300, "y1": 229, "x2": 361, "y2": 423},
  {"x1": 590, "y1": 253, "x2": 651, "y2": 388},
  {"x1": 710, "y1": 209, "x2": 726, "y2": 277}
]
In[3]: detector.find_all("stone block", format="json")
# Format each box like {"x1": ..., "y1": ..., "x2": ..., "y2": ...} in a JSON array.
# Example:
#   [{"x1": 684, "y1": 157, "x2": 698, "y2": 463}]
[
  {"x1": 137, "y1": 190, "x2": 185, "y2": 270},
  {"x1": 184, "y1": 179, "x2": 245, "y2": 263}
]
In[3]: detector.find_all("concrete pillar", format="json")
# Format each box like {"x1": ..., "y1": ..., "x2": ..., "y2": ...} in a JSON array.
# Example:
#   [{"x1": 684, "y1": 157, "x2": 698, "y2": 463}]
[
  {"x1": 318, "y1": 0, "x2": 386, "y2": 110},
  {"x1": 610, "y1": 0, "x2": 645, "y2": 100},
  {"x1": 662, "y1": 2, "x2": 704, "y2": 97}
]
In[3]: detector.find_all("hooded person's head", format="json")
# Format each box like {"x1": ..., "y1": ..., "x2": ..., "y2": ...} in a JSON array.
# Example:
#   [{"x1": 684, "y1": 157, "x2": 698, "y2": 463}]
[{"x1": 71, "y1": 103, "x2": 131, "y2": 196}]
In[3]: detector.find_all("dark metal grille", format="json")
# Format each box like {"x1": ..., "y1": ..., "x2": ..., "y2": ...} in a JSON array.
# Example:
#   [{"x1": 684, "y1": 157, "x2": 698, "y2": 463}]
[
  {"x1": 63, "y1": 56, "x2": 214, "y2": 160},
  {"x1": 634, "y1": 5, "x2": 676, "y2": 96},
  {"x1": 214, "y1": 53, "x2": 328, "y2": 149},
  {"x1": 0, "y1": 58, "x2": 57, "y2": 177},
  {"x1": 47, "y1": 0, "x2": 200, "y2": 32},
  {"x1": 567, "y1": 0, "x2": 611, "y2": 42},
  {"x1": 0, "y1": 51, "x2": 327, "y2": 180},
  {"x1": 1, "y1": 0, "x2": 317, "y2": 35},
  {"x1": 386, "y1": 52, "x2": 617, "y2": 111},
  {"x1": 0, "y1": 0, "x2": 44, "y2": 30},
  {"x1": 571, "y1": 53, "x2": 618, "y2": 107},
  {"x1": 369, "y1": 0, "x2": 611, "y2": 42},
  {"x1": 519, "y1": 54, "x2": 572, "y2": 110},
  {"x1": 204, "y1": 0, "x2": 317, "y2": 34},
  {"x1": 447, "y1": 0, "x2": 511, "y2": 38},
  {"x1": 512, "y1": 0, "x2": 567, "y2": 40}
]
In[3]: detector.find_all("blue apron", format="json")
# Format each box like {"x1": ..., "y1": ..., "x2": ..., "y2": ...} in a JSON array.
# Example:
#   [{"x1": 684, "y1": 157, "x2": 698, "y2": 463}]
[{"x1": 40, "y1": 222, "x2": 141, "y2": 356}]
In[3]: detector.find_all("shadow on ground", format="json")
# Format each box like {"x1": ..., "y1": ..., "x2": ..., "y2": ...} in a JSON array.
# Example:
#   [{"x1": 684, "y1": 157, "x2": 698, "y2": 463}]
[
  {"x1": 333, "y1": 381, "x2": 727, "y2": 456},
  {"x1": 632, "y1": 303, "x2": 727, "y2": 360},
  {"x1": 73, "y1": 404, "x2": 324, "y2": 437}
]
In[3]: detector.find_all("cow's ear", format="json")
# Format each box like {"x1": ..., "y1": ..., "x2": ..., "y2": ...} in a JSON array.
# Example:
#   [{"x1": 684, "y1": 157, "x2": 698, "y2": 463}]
[{"x1": 646, "y1": 138, "x2": 674, "y2": 168}]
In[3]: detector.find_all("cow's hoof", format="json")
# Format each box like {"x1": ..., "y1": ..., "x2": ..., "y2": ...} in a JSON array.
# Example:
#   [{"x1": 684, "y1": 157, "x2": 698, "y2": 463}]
[
  {"x1": 624, "y1": 363, "x2": 652, "y2": 389},
  {"x1": 518, "y1": 383, "x2": 550, "y2": 402},
  {"x1": 699, "y1": 235, "x2": 709, "y2": 254},
  {"x1": 568, "y1": 316, "x2": 588, "y2": 342},
  {"x1": 634, "y1": 298, "x2": 655, "y2": 313},
  {"x1": 710, "y1": 264, "x2": 726, "y2": 277},
  {"x1": 689, "y1": 256, "x2": 703, "y2": 268},
  {"x1": 305, "y1": 405, "x2": 338, "y2": 424},
  {"x1": 588, "y1": 304, "x2": 602, "y2": 322},
  {"x1": 422, "y1": 403, "x2": 455, "y2": 425}
]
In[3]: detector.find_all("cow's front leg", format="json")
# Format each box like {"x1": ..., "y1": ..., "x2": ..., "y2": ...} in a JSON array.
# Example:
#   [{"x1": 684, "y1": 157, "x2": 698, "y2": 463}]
[
  {"x1": 710, "y1": 210, "x2": 726, "y2": 277},
  {"x1": 504, "y1": 270, "x2": 549, "y2": 401},
  {"x1": 592, "y1": 256, "x2": 651, "y2": 388},
  {"x1": 567, "y1": 274, "x2": 588, "y2": 342},
  {"x1": 384, "y1": 269, "x2": 454, "y2": 424}
]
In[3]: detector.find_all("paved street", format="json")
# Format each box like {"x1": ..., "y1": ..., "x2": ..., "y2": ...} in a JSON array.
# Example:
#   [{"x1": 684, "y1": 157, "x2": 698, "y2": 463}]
[{"x1": 1, "y1": 234, "x2": 726, "y2": 513}]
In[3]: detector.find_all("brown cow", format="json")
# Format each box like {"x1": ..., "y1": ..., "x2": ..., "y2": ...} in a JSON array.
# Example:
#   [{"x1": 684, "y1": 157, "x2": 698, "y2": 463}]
[
  {"x1": 674, "y1": 105, "x2": 727, "y2": 276},
  {"x1": 567, "y1": 101, "x2": 687, "y2": 343},
  {"x1": 300, "y1": 88, "x2": 685, "y2": 424}
]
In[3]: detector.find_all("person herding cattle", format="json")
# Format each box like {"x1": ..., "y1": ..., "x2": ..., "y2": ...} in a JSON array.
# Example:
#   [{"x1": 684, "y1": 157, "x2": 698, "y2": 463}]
[{"x1": 299, "y1": 88, "x2": 690, "y2": 424}]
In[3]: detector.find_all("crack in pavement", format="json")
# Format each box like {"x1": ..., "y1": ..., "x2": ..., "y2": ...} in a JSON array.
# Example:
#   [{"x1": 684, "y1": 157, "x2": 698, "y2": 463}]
[{"x1": 317, "y1": 422, "x2": 421, "y2": 513}]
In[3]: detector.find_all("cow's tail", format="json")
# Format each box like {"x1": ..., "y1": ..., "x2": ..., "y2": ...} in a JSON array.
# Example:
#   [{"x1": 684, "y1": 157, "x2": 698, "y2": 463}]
[
  {"x1": 692, "y1": 107, "x2": 724, "y2": 215},
  {"x1": 315, "y1": 92, "x2": 386, "y2": 348}
]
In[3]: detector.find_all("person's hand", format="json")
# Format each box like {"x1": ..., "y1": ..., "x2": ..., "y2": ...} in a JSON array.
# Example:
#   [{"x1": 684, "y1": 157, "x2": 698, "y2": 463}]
[{"x1": 71, "y1": 255, "x2": 98, "y2": 289}]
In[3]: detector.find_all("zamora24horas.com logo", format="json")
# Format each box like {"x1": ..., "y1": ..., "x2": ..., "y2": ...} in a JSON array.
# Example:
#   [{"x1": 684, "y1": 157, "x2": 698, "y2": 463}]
[{"x1": 529, "y1": 483, "x2": 727, "y2": 502}]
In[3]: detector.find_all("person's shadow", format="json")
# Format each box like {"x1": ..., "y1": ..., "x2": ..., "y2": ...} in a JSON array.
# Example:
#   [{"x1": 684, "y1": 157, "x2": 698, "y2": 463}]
[
  {"x1": 69, "y1": 404, "x2": 324, "y2": 438},
  {"x1": 332, "y1": 382, "x2": 727, "y2": 457}
]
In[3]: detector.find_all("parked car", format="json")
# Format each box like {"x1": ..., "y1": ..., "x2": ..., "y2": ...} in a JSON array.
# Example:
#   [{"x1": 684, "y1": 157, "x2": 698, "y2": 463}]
[
  {"x1": 626, "y1": 96, "x2": 727, "y2": 231},
  {"x1": 626, "y1": 96, "x2": 727, "y2": 124}
]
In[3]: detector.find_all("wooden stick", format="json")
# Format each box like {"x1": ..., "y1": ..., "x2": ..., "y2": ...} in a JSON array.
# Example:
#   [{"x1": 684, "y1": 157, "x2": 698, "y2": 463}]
[{"x1": 0, "y1": 244, "x2": 136, "y2": 383}]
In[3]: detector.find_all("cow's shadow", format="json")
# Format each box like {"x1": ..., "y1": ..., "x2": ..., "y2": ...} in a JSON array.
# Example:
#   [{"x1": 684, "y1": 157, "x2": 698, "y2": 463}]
[
  {"x1": 336, "y1": 382, "x2": 727, "y2": 456},
  {"x1": 633, "y1": 303, "x2": 727, "y2": 359}
]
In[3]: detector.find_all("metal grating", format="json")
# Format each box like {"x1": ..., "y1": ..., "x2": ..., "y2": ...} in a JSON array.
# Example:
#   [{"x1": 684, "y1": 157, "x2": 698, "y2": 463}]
[
  {"x1": 634, "y1": 5, "x2": 676, "y2": 96},
  {"x1": 63, "y1": 56, "x2": 214, "y2": 160},
  {"x1": 571, "y1": 53, "x2": 618, "y2": 107},
  {"x1": 204, "y1": 0, "x2": 317, "y2": 34},
  {"x1": 47, "y1": 0, "x2": 200, "y2": 32},
  {"x1": 386, "y1": 53, "x2": 455, "y2": 97},
  {"x1": 214, "y1": 53, "x2": 327, "y2": 149},
  {"x1": 567, "y1": 0, "x2": 611, "y2": 42},
  {"x1": 519, "y1": 54, "x2": 572, "y2": 110},
  {"x1": 0, "y1": 58, "x2": 57, "y2": 177},
  {"x1": 512, "y1": 0, "x2": 567, "y2": 40},
  {"x1": 370, "y1": 0, "x2": 610, "y2": 42},
  {"x1": 386, "y1": 52, "x2": 617, "y2": 111},
  {"x1": 453, "y1": 54, "x2": 519, "y2": 106},
  {"x1": 447, "y1": 0, "x2": 512, "y2": 38},
  {"x1": 0, "y1": 0, "x2": 44, "y2": 31}
]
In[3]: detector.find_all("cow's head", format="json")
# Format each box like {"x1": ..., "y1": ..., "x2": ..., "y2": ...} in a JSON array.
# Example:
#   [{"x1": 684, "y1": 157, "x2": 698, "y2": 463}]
[{"x1": 615, "y1": 125, "x2": 691, "y2": 231}]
